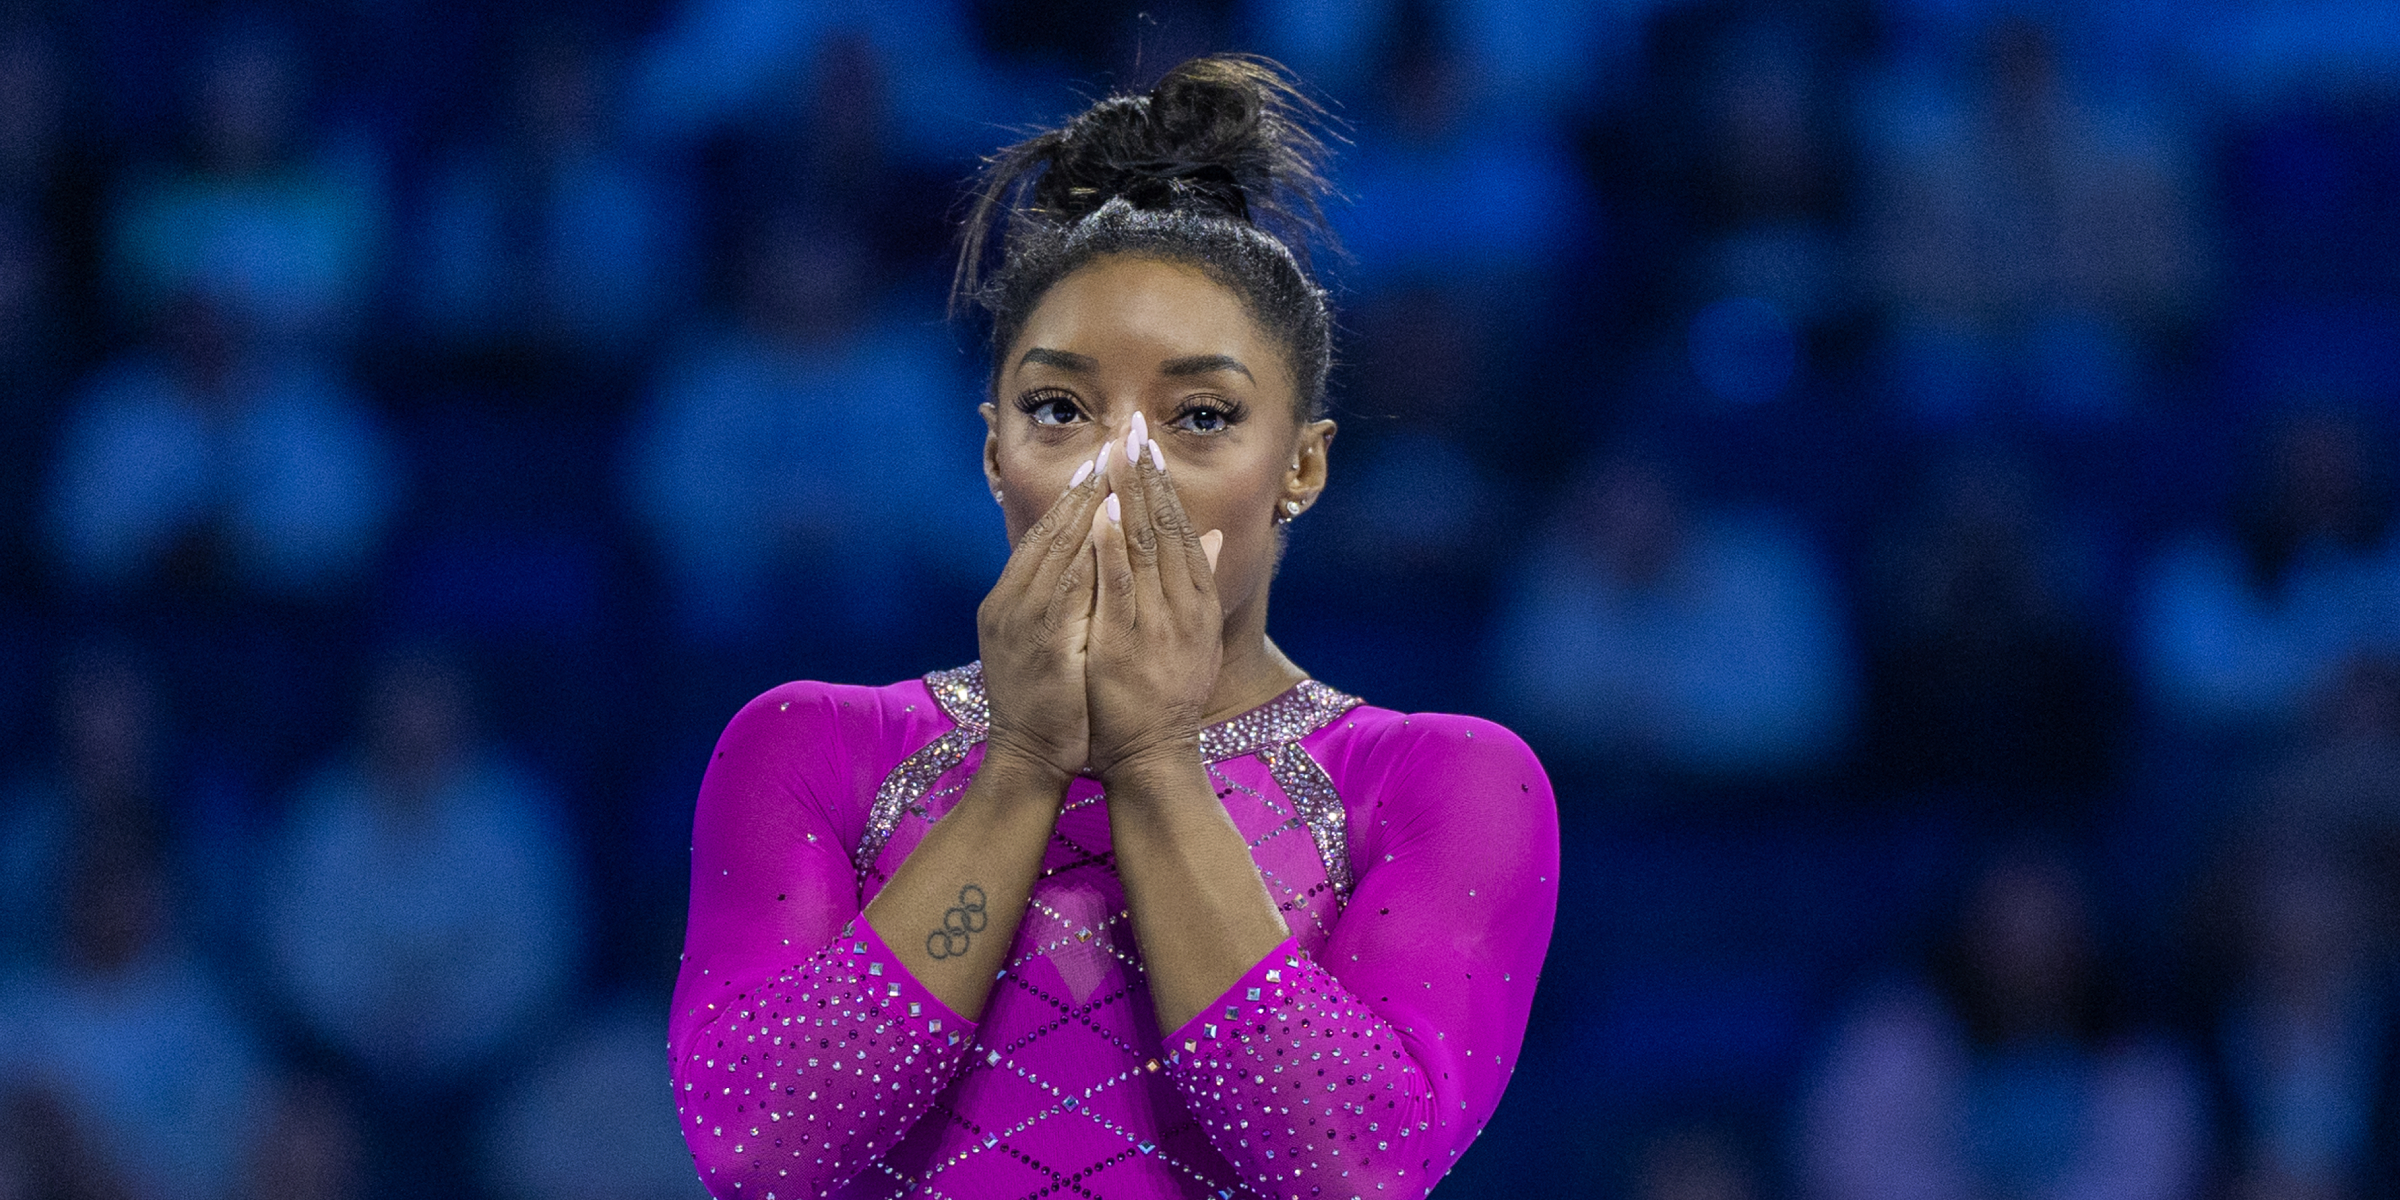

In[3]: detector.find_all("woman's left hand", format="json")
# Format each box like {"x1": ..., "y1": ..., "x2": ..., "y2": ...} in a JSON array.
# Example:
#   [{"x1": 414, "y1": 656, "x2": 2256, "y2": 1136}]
[{"x1": 1084, "y1": 420, "x2": 1223, "y2": 781}]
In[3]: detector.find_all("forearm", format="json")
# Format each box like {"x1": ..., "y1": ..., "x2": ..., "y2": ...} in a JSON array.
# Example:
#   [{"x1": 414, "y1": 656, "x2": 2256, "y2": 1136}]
[
  {"x1": 674, "y1": 919, "x2": 967, "y2": 1197},
  {"x1": 1165, "y1": 948, "x2": 1449, "y2": 1200},
  {"x1": 862, "y1": 745, "x2": 1070, "y2": 1019},
  {"x1": 1103, "y1": 746, "x2": 1291, "y2": 1032}
]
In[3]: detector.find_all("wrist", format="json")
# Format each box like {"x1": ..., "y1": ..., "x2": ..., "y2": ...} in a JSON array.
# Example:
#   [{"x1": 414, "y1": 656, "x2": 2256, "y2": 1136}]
[
  {"x1": 1096, "y1": 737, "x2": 1206, "y2": 797},
  {"x1": 976, "y1": 735, "x2": 1078, "y2": 800}
]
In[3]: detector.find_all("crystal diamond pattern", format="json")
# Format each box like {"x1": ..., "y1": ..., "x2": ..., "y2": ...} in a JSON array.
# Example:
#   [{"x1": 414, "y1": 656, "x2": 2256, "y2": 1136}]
[{"x1": 842, "y1": 664, "x2": 1363, "y2": 1198}]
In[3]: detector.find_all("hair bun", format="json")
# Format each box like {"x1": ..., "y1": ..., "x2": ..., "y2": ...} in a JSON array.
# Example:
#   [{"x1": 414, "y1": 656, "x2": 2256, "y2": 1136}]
[{"x1": 962, "y1": 55, "x2": 1334, "y2": 279}]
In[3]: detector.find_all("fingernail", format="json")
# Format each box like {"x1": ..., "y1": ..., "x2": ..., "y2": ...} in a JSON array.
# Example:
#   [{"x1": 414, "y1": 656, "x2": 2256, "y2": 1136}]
[
  {"x1": 1126, "y1": 412, "x2": 1146, "y2": 463},
  {"x1": 1201, "y1": 529, "x2": 1223, "y2": 572},
  {"x1": 1105, "y1": 494, "x2": 1121, "y2": 523},
  {"x1": 1147, "y1": 439, "x2": 1165, "y2": 471},
  {"x1": 1069, "y1": 459, "x2": 1094, "y2": 488}
]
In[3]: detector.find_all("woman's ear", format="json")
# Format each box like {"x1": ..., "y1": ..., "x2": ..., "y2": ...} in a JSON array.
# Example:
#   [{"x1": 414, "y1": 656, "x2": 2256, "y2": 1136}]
[
  {"x1": 1282, "y1": 419, "x2": 1336, "y2": 515},
  {"x1": 980, "y1": 402, "x2": 1003, "y2": 496}
]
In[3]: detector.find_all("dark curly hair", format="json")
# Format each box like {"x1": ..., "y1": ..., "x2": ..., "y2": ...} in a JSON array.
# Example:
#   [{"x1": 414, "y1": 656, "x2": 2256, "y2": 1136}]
[{"x1": 954, "y1": 55, "x2": 1339, "y2": 419}]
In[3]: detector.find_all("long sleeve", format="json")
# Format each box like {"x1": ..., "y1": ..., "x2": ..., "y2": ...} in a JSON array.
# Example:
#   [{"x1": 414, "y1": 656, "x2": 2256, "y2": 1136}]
[
  {"x1": 1162, "y1": 714, "x2": 1559, "y2": 1199},
  {"x1": 669, "y1": 683, "x2": 974, "y2": 1198}
]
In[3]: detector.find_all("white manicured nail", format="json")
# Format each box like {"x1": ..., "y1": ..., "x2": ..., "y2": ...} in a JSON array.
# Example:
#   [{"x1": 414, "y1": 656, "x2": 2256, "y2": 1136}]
[
  {"x1": 1104, "y1": 494, "x2": 1121, "y2": 523},
  {"x1": 1069, "y1": 459, "x2": 1094, "y2": 489},
  {"x1": 1147, "y1": 439, "x2": 1165, "y2": 471},
  {"x1": 1126, "y1": 411, "x2": 1146, "y2": 463},
  {"x1": 1200, "y1": 529, "x2": 1223, "y2": 572}
]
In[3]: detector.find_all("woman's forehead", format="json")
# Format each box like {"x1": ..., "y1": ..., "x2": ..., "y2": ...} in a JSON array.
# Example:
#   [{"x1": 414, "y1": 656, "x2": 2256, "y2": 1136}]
[
  {"x1": 1006, "y1": 257, "x2": 1296, "y2": 393},
  {"x1": 1021, "y1": 259, "x2": 1255, "y2": 337}
]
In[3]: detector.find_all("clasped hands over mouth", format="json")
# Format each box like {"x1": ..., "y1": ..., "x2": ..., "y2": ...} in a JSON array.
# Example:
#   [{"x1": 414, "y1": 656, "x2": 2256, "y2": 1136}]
[{"x1": 977, "y1": 411, "x2": 1228, "y2": 786}]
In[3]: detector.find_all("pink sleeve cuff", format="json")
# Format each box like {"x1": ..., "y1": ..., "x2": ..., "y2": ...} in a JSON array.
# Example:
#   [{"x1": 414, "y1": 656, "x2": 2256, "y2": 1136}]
[
  {"x1": 1166, "y1": 935, "x2": 1303, "y2": 1053},
  {"x1": 837, "y1": 916, "x2": 978, "y2": 1042},
  {"x1": 1160, "y1": 937, "x2": 1446, "y2": 1199}
]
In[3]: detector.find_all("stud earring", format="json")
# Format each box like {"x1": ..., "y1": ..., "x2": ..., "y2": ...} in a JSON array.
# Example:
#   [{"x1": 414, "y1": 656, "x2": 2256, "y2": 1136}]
[
  {"x1": 993, "y1": 490, "x2": 1005, "y2": 505},
  {"x1": 1275, "y1": 499, "x2": 1302, "y2": 524}
]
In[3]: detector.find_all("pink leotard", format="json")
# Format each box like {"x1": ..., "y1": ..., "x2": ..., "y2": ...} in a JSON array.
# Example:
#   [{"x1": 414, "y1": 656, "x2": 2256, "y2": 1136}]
[{"x1": 671, "y1": 664, "x2": 1558, "y2": 1199}]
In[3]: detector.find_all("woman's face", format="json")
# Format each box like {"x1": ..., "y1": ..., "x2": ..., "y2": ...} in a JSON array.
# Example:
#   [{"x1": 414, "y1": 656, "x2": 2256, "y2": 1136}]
[{"x1": 984, "y1": 255, "x2": 1333, "y2": 624}]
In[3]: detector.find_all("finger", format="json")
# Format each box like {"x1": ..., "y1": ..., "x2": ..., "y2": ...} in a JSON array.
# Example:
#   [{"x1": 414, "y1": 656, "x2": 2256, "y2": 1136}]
[
  {"x1": 1041, "y1": 508, "x2": 1101, "y2": 631},
  {"x1": 991, "y1": 456, "x2": 1088, "y2": 597},
  {"x1": 1117, "y1": 421, "x2": 1169, "y2": 624},
  {"x1": 1010, "y1": 447, "x2": 1111, "y2": 605},
  {"x1": 1143, "y1": 441, "x2": 1216, "y2": 603},
  {"x1": 1092, "y1": 490, "x2": 1136, "y2": 643},
  {"x1": 1036, "y1": 528, "x2": 1099, "y2": 643},
  {"x1": 1133, "y1": 434, "x2": 1192, "y2": 606}
]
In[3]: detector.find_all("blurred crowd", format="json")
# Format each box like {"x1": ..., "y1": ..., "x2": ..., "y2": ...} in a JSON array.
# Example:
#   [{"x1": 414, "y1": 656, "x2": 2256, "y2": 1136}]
[{"x1": 1, "y1": 0, "x2": 2397, "y2": 1197}]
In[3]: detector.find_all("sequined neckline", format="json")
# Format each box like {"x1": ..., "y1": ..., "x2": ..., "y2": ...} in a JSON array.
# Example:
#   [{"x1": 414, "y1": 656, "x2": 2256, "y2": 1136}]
[{"x1": 921, "y1": 661, "x2": 1363, "y2": 761}]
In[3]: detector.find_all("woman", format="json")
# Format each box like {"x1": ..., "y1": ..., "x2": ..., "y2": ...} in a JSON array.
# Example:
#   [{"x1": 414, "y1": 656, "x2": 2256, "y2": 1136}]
[{"x1": 669, "y1": 56, "x2": 1559, "y2": 1200}]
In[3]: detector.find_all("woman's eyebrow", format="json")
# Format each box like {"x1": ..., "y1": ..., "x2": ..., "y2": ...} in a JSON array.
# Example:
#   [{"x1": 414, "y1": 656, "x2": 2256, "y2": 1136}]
[
  {"x1": 1160, "y1": 354, "x2": 1253, "y2": 381},
  {"x1": 1018, "y1": 347, "x2": 1096, "y2": 372}
]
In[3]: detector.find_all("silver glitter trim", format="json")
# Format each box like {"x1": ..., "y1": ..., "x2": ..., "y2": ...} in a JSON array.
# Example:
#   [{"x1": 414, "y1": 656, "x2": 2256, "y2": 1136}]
[
  {"x1": 919, "y1": 661, "x2": 1360, "y2": 764},
  {"x1": 1197, "y1": 678, "x2": 1364, "y2": 762},
  {"x1": 853, "y1": 727, "x2": 979, "y2": 878},
  {"x1": 924, "y1": 662, "x2": 990, "y2": 734},
  {"x1": 854, "y1": 663, "x2": 1364, "y2": 886},
  {"x1": 1258, "y1": 741, "x2": 1354, "y2": 895}
]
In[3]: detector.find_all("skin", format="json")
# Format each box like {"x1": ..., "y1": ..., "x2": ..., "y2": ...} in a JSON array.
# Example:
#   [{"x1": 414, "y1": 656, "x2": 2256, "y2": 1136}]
[{"x1": 862, "y1": 254, "x2": 1335, "y2": 1032}]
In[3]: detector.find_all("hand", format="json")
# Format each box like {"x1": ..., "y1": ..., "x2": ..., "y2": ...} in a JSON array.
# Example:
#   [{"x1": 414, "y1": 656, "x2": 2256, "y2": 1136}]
[
  {"x1": 976, "y1": 451, "x2": 1110, "y2": 782},
  {"x1": 1084, "y1": 418, "x2": 1224, "y2": 781}
]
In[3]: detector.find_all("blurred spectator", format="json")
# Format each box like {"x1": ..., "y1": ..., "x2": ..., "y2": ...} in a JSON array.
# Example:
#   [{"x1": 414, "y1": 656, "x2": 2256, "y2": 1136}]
[
  {"x1": 1488, "y1": 450, "x2": 1855, "y2": 783},
  {"x1": 1600, "y1": 1, "x2": 1870, "y2": 386},
  {"x1": 701, "y1": 29, "x2": 962, "y2": 279},
  {"x1": 1333, "y1": 10, "x2": 1589, "y2": 302},
  {"x1": 2188, "y1": 839, "x2": 2400, "y2": 1200},
  {"x1": 238, "y1": 1075, "x2": 365, "y2": 1200},
  {"x1": 0, "y1": 25, "x2": 103, "y2": 597},
  {"x1": 623, "y1": 207, "x2": 989, "y2": 646},
  {"x1": 0, "y1": 25, "x2": 104, "y2": 376},
  {"x1": 627, "y1": 0, "x2": 995, "y2": 163},
  {"x1": 1860, "y1": 446, "x2": 2125, "y2": 807},
  {"x1": 2259, "y1": 658, "x2": 2400, "y2": 857},
  {"x1": 1319, "y1": 287, "x2": 1505, "y2": 558},
  {"x1": 479, "y1": 1001, "x2": 710, "y2": 1200},
  {"x1": 1859, "y1": 16, "x2": 2212, "y2": 423},
  {"x1": 2136, "y1": 412, "x2": 2400, "y2": 735},
  {"x1": 103, "y1": 22, "x2": 384, "y2": 347},
  {"x1": 39, "y1": 293, "x2": 403, "y2": 599},
  {"x1": 0, "y1": 648, "x2": 164, "y2": 967},
  {"x1": 0, "y1": 818, "x2": 271, "y2": 1200},
  {"x1": 1241, "y1": 0, "x2": 1646, "y2": 122},
  {"x1": 0, "y1": 207, "x2": 58, "y2": 388},
  {"x1": 255, "y1": 648, "x2": 582, "y2": 1090},
  {"x1": 406, "y1": 25, "x2": 693, "y2": 361},
  {"x1": 0, "y1": 1086, "x2": 136, "y2": 1200},
  {"x1": 1796, "y1": 851, "x2": 2207, "y2": 1200}
]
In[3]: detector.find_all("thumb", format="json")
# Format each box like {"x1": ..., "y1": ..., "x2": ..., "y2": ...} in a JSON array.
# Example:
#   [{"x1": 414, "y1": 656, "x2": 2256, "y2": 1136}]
[{"x1": 1200, "y1": 529, "x2": 1223, "y2": 574}]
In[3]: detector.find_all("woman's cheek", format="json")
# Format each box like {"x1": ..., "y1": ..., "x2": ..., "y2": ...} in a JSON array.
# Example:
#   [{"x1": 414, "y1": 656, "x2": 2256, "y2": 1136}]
[
  {"x1": 1216, "y1": 522, "x2": 1275, "y2": 603},
  {"x1": 997, "y1": 456, "x2": 1069, "y2": 535}
]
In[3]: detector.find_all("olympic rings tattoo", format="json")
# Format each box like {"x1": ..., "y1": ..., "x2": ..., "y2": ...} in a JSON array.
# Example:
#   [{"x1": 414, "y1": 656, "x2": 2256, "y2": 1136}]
[{"x1": 925, "y1": 884, "x2": 989, "y2": 960}]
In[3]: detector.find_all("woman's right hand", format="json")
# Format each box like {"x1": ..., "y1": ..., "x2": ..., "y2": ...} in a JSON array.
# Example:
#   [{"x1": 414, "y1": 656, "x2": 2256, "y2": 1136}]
[{"x1": 976, "y1": 449, "x2": 1111, "y2": 783}]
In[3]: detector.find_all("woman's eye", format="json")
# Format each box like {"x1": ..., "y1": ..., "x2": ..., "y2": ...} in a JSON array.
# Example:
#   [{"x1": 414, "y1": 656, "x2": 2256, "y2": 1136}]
[
  {"x1": 1024, "y1": 395, "x2": 1083, "y2": 426},
  {"x1": 1172, "y1": 405, "x2": 1231, "y2": 434}
]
